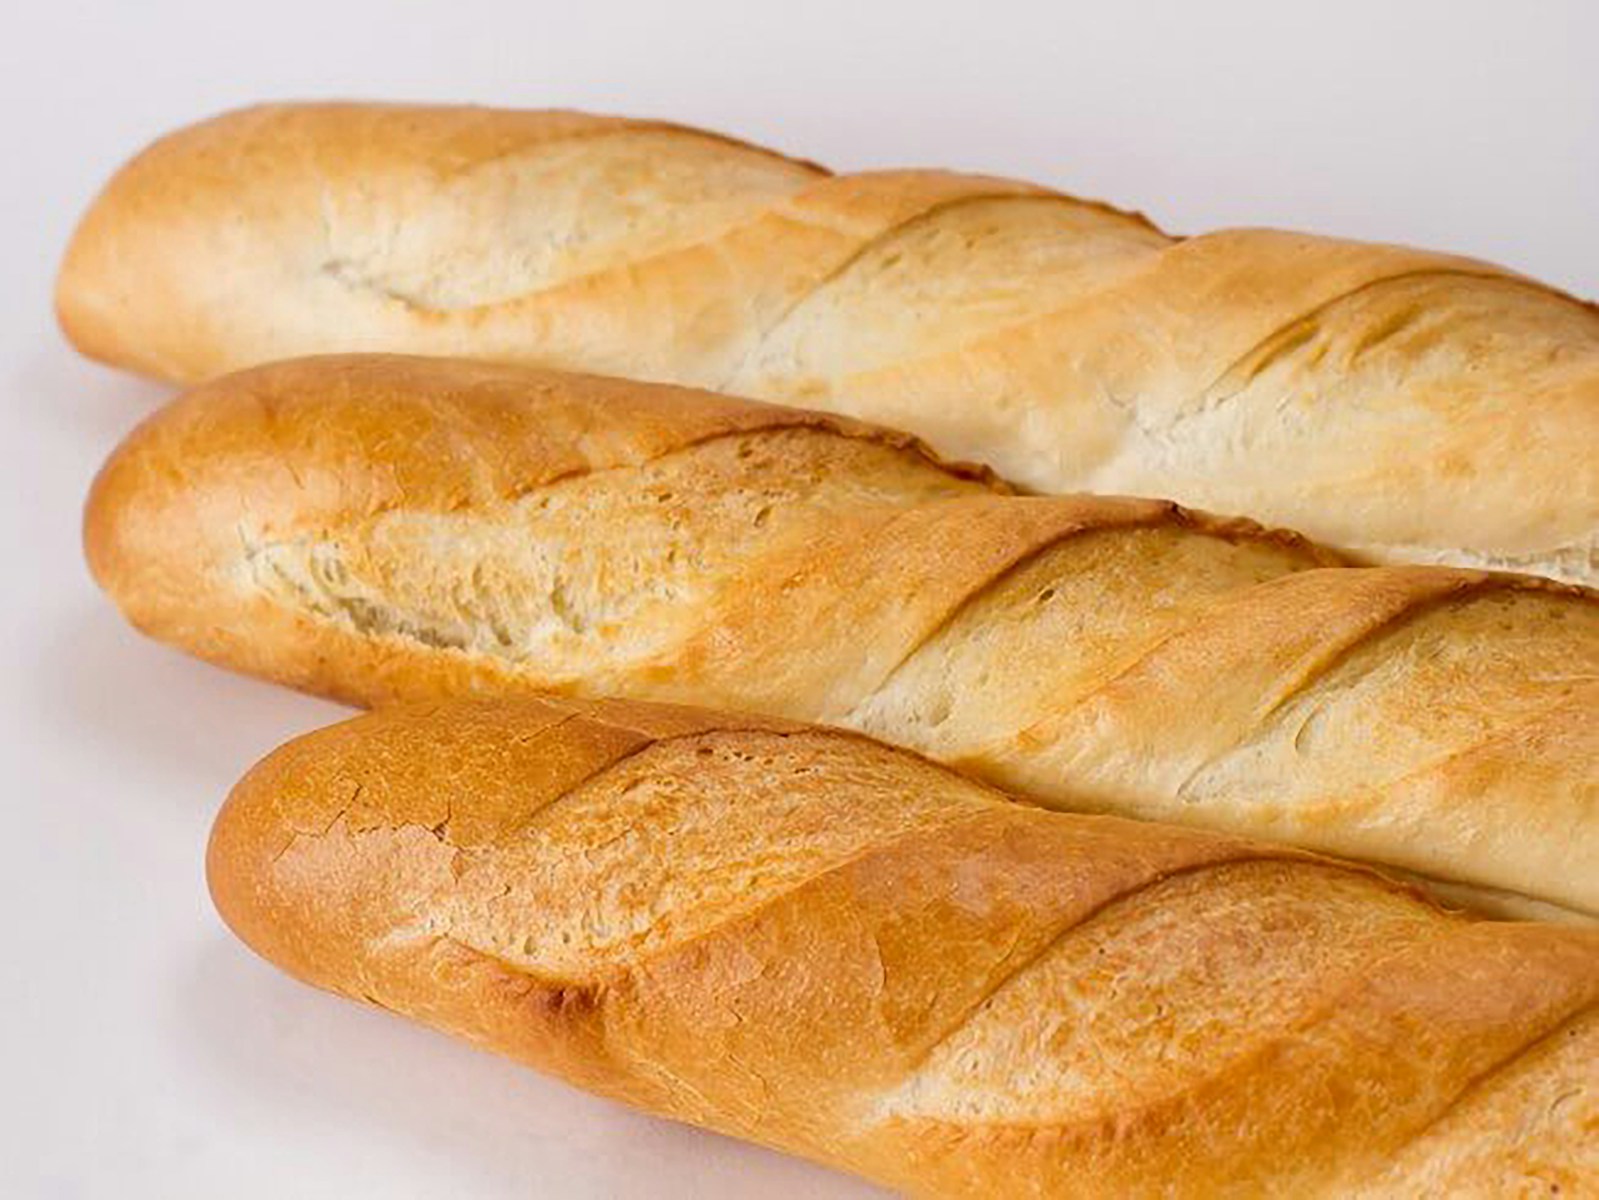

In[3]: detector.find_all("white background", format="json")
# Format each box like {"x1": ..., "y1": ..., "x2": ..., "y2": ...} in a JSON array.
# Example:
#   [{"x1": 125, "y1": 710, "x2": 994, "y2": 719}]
[{"x1": 2, "y1": 2, "x2": 1595, "y2": 1196}]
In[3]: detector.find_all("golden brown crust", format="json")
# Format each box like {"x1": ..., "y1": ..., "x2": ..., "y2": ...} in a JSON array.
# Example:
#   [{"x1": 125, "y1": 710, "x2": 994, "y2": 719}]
[
  {"x1": 208, "y1": 696, "x2": 1599, "y2": 1196},
  {"x1": 58, "y1": 101, "x2": 1599, "y2": 584},
  {"x1": 88, "y1": 355, "x2": 1599, "y2": 918}
]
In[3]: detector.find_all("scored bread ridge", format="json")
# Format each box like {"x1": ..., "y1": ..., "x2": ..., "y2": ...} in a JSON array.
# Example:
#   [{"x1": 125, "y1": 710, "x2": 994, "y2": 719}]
[
  {"x1": 87, "y1": 355, "x2": 1599, "y2": 920},
  {"x1": 208, "y1": 696, "x2": 1599, "y2": 1197},
  {"x1": 57, "y1": 101, "x2": 1599, "y2": 584}
]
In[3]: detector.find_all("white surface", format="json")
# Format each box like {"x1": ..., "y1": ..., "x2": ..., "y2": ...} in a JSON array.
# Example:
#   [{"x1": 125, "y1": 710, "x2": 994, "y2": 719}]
[{"x1": 2, "y1": 1, "x2": 1595, "y2": 1195}]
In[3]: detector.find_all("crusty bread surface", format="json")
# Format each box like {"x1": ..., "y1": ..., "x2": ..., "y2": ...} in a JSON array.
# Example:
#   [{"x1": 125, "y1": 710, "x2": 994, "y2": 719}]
[
  {"x1": 88, "y1": 355, "x2": 1599, "y2": 919},
  {"x1": 209, "y1": 695, "x2": 1599, "y2": 1198},
  {"x1": 58, "y1": 102, "x2": 1599, "y2": 584}
]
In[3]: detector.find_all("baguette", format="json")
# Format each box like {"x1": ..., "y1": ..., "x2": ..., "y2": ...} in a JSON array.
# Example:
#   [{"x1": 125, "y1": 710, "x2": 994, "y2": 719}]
[
  {"x1": 209, "y1": 695, "x2": 1599, "y2": 1197},
  {"x1": 87, "y1": 355, "x2": 1599, "y2": 920},
  {"x1": 57, "y1": 101, "x2": 1599, "y2": 584}
]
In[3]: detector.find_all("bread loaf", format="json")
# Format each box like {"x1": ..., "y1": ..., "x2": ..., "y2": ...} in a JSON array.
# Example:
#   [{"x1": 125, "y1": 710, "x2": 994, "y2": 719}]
[
  {"x1": 209, "y1": 695, "x2": 1599, "y2": 1197},
  {"x1": 57, "y1": 102, "x2": 1599, "y2": 584},
  {"x1": 87, "y1": 355, "x2": 1599, "y2": 920}
]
